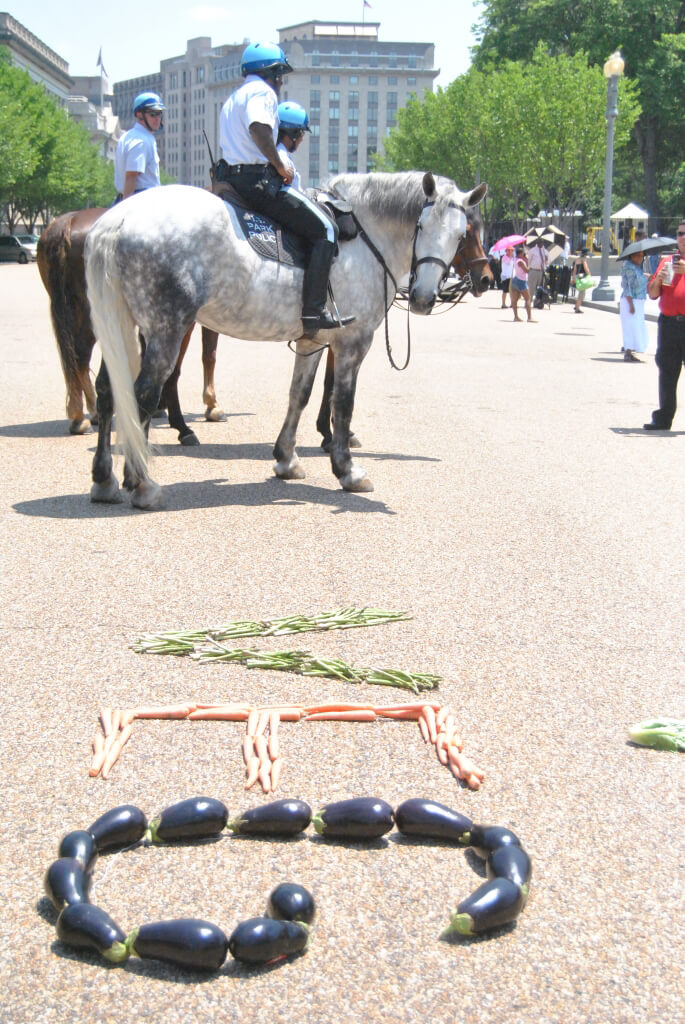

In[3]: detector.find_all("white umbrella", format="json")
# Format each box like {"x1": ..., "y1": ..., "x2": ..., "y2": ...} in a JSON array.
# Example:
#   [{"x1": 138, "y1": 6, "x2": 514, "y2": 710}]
[{"x1": 611, "y1": 202, "x2": 649, "y2": 220}]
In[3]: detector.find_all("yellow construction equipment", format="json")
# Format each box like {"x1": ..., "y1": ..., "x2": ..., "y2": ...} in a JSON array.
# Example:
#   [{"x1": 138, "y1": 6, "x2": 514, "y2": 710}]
[{"x1": 585, "y1": 226, "x2": 620, "y2": 254}]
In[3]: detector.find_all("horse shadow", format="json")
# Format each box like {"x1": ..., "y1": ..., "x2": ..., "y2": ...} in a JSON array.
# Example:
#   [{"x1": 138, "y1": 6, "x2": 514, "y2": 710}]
[{"x1": 12, "y1": 474, "x2": 397, "y2": 519}]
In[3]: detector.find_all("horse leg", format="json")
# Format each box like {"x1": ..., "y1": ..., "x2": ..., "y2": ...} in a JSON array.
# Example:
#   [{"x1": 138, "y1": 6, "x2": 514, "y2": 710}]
[
  {"x1": 124, "y1": 331, "x2": 188, "y2": 509},
  {"x1": 328, "y1": 336, "x2": 374, "y2": 493},
  {"x1": 90, "y1": 359, "x2": 123, "y2": 503},
  {"x1": 65, "y1": 371, "x2": 89, "y2": 435},
  {"x1": 159, "y1": 327, "x2": 200, "y2": 446},
  {"x1": 78, "y1": 364, "x2": 98, "y2": 426},
  {"x1": 201, "y1": 327, "x2": 226, "y2": 421},
  {"x1": 315, "y1": 347, "x2": 362, "y2": 451},
  {"x1": 273, "y1": 346, "x2": 325, "y2": 480}
]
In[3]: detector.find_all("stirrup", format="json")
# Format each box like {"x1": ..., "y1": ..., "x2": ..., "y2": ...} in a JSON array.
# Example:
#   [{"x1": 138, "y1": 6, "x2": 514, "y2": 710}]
[{"x1": 301, "y1": 311, "x2": 355, "y2": 338}]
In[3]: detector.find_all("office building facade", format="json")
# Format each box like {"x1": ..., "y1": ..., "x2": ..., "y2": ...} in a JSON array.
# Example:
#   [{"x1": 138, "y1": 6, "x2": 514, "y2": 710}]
[
  {"x1": 113, "y1": 20, "x2": 437, "y2": 189},
  {"x1": 0, "y1": 11, "x2": 73, "y2": 103}
]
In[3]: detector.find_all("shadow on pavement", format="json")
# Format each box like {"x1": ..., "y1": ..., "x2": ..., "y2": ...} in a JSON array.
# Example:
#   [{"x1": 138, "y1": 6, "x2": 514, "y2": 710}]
[{"x1": 13, "y1": 476, "x2": 397, "y2": 519}]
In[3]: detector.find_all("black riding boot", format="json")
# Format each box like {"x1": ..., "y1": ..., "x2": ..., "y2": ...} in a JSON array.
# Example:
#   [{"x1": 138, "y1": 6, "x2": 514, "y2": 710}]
[{"x1": 301, "y1": 240, "x2": 355, "y2": 338}]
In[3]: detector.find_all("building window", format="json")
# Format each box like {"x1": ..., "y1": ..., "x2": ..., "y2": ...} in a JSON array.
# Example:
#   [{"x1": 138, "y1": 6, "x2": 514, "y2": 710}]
[
  {"x1": 312, "y1": 51, "x2": 320, "y2": 66},
  {"x1": 369, "y1": 76, "x2": 377, "y2": 85},
  {"x1": 328, "y1": 159, "x2": 338, "y2": 173},
  {"x1": 350, "y1": 75, "x2": 358, "y2": 84},
  {"x1": 408, "y1": 77, "x2": 417, "y2": 86},
  {"x1": 330, "y1": 75, "x2": 339, "y2": 84},
  {"x1": 311, "y1": 74, "x2": 320, "y2": 83},
  {"x1": 197, "y1": 67, "x2": 204, "y2": 83},
  {"x1": 408, "y1": 55, "x2": 417, "y2": 69},
  {"x1": 348, "y1": 125, "x2": 358, "y2": 137},
  {"x1": 388, "y1": 76, "x2": 398, "y2": 86}
]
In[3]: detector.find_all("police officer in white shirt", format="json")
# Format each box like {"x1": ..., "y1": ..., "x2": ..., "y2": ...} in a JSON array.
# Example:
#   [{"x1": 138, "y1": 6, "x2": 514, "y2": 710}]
[
  {"x1": 276, "y1": 101, "x2": 309, "y2": 192},
  {"x1": 218, "y1": 43, "x2": 354, "y2": 338},
  {"x1": 114, "y1": 92, "x2": 164, "y2": 201}
]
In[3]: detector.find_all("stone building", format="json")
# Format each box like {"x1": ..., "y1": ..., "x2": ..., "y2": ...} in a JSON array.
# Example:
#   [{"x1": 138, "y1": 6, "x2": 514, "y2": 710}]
[
  {"x1": 0, "y1": 11, "x2": 72, "y2": 103},
  {"x1": 113, "y1": 20, "x2": 437, "y2": 189}
]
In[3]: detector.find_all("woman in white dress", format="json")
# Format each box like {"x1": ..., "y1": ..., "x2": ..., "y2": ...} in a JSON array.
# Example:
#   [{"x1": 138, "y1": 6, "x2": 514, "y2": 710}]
[{"x1": 620, "y1": 251, "x2": 649, "y2": 362}]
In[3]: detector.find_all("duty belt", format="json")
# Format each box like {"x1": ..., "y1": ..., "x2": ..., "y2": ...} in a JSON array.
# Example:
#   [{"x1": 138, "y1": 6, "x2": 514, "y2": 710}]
[{"x1": 225, "y1": 163, "x2": 270, "y2": 174}]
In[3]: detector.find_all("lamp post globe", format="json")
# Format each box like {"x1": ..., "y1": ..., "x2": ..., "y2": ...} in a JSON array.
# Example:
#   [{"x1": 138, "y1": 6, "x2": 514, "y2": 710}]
[{"x1": 592, "y1": 51, "x2": 625, "y2": 302}]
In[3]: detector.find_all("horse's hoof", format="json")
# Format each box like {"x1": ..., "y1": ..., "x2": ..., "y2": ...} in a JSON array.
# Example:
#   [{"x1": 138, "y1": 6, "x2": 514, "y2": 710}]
[
  {"x1": 69, "y1": 418, "x2": 91, "y2": 435},
  {"x1": 90, "y1": 475, "x2": 123, "y2": 503},
  {"x1": 273, "y1": 461, "x2": 306, "y2": 481},
  {"x1": 180, "y1": 431, "x2": 200, "y2": 446},
  {"x1": 131, "y1": 480, "x2": 163, "y2": 510},
  {"x1": 89, "y1": 413, "x2": 99, "y2": 427},
  {"x1": 341, "y1": 471, "x2": 374, "y2": 493},
  {"x1": 205, "y1": 406, "x2": 227, "y2": 422},
  {"x1": 349, "y1": 433, "x2": 362, "y2": 449},
  {"x1": 151, "y1": 408, "x2": 167, "y2": 419}
]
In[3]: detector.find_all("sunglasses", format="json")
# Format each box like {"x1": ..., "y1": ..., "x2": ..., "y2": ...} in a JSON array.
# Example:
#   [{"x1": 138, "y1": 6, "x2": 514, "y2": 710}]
[
  {"x1": 678, "y1": 230, "x2": 685, "y2": 236},
  {"x1": 145, "y1": 110, "x2": 163, "y2": 116}
]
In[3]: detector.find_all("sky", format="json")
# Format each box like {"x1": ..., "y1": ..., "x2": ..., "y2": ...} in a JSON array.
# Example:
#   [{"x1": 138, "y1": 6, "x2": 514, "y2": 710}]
[{"x1": 17, "y1": 1, "x2": 483, "y2": 89}]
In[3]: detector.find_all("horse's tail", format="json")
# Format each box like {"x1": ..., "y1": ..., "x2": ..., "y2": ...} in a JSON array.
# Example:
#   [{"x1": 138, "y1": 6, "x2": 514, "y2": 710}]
[
  {"x1": 37, "y1": 216, "x2": 94, "y2": 410},
  {"x1": 85, "y1": 221, "x2": 149, "y2": 481}
]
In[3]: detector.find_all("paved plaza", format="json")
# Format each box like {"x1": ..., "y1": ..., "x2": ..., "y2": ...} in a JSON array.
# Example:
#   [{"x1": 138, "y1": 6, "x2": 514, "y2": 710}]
[{"x1": 0, "y1": 263, "x2": 682, "y2": 1024}]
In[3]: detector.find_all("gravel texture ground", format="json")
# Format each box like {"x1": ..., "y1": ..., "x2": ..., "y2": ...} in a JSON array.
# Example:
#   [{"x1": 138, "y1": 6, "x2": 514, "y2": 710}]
[{"x1": 0, "y1": 263, "x2": 682, "y2": 1024}]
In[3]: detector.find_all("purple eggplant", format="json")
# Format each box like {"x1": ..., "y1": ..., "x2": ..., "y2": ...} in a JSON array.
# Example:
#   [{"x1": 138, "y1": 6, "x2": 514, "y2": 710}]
[
  {"x1": 266, "y1": 883, "x2": 316, "y2": 924},
  {"x1": 56, "y1": 903, "x2": 129, "y2": 963},
  {"x1": 228, "y1": 917, "x2": 309, "y2": 964},
  {"x1": 88, "y1": 805, "x2": 147, "y2": 852},
  {"x1": 442, "y1": 877, "x2": 525, "y2": 937},
  {"x1": 486, "y1": 845, "x2": 532, "y2": 902},
  {"x1": 147, "y1": 797, "x2": 228, "y2": 844},
  {"x1": 459, "y1": 824, "x2": 522, "y2": 859},
  {"x1": 58, "y1": 830, "x2": 98, "y2": 873},
  {"x1": 44, "y1": 858, "x2": 91, "y2": 911},
  {"x1": 312, "y1": 797, "x2": 394, "y2": 839},
  {"x1": 394, "y1": 799, "x2": 472, "y2": 842},
  {"x1": 227, "y1": 799, "x2": 312, "y2": 837},
  {"x1": 127, "y1": 918, "x2": 229, "y2": 971}
]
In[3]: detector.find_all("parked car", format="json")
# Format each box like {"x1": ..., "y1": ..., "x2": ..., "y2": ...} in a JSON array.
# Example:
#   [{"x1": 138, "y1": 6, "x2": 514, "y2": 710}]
[{"x1": 0, "y1": 234, "x2": 39, "y2": 263}]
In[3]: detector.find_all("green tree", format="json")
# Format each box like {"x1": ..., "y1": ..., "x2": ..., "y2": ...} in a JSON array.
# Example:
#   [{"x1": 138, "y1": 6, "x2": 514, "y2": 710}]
[
  {"x1": 379, "y1": 48, "x2": 639, "y2": 231},
  {"x1": 472, "y1": 0, "x2": 685, "y2": 218}
]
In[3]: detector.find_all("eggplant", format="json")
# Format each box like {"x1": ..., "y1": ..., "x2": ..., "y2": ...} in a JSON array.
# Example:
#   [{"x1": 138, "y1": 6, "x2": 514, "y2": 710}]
[
  {"x1": 312, "y1": 797, "x2": 394, "y2": 840},
  {"x1": 227, "y1": 799, "x2": 312, "y2": 837},
  {"x1": 394, "y1": 799, "x2": 472, "y2": 842},
  {"x1": 442, "y1": 877, "x2": 525, "y2": 937},
  {"x1": 147, "y1": 797, "x2": 228, "y2": 844},
  {"x1": 486, "y1": 845, "x2": 532, "y2": 901},
  {"x1": 56, "y1": 902, "x2": 129, "y2": 963},
  {"x1": 88, "y1": 805, "x2": 148, "y2": 852},
  {"x1": 58, "y1": 830, "x2": 98, "y2": 873},
  {"x1": 44, "y1": 858, "x2": 91, "y2": 911},
  {"x1": 127, "y1": 918, "x2": 229, "y2": 971},
  {"x1": 266, "y1": 883, "x2": 316, "y2": 924},
  {"x1": 459, "y1": 824, "x2": 522, "y2": 859},
  {"x1": 228, "y1": 917, "x2": 309, "y2": 965}
]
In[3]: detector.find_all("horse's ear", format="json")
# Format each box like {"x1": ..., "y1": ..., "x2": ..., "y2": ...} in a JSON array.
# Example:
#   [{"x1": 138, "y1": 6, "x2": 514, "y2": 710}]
[
  {"x1": 465, "y1": 182, "x2": 488, "y2": 208},
  {"x1": 422, "y1": 172, "x2": 437, "y2": 199}
]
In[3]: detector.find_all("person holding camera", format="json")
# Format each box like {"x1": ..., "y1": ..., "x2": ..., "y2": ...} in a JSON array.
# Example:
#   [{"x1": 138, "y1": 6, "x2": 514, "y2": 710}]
[
  {"x1": 643, "y1": 220, "x2": 685, "y2": 430},
  {"x1": 218, "y1": 43, "x2": 353, "y2": 338}
]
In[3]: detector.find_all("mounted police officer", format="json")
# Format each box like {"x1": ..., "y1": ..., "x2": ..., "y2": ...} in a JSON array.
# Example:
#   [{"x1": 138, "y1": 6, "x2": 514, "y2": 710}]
[
  {"x1": 218, "y1": 43, "x2": 354, "y2": 339},
  {"x1": 114, "y1": 92, "x2": 164, "y2": 201},
  {"x1": 276, "y1": 101, "x2": 310, "y2": 191}
]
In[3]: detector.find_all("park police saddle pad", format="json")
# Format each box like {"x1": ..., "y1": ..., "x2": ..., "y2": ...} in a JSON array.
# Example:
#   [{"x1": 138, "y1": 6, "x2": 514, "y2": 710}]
[{"x1": 221, "y1": 200, "x2": 307, "y2": 269}]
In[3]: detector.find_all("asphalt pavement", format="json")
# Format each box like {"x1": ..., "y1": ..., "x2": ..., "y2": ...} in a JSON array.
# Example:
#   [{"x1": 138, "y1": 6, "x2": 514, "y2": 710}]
[{"x1": 0, "y1": 263, "x2": 682, "y2": 1024}]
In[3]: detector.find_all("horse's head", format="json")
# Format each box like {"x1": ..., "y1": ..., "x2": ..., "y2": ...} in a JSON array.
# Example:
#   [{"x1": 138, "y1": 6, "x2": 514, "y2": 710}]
[
  {"x1": 452, "y1": 209, "x2": 494, "y2": 297},
  {"x1": 409, "y1": 174, "x2": 488, "y2": 314}
]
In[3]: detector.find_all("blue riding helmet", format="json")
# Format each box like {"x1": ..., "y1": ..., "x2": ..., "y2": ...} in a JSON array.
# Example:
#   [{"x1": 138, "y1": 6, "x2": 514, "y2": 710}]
[
  {"x1": 133, "y1": 91, "x2": 165, "y2": 114},
  {"x1": 241, "y1": 42, "x2": 293, "y2": 78},
  {"x1": 277, "y1": 101, "x2": 311, "y2": 135}
]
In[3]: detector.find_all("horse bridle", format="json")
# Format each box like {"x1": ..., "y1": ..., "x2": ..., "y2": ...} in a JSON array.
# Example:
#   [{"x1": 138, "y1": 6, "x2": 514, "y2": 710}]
[{"x1": 407, "y1": 199, "x2": 465, "y2": 295}]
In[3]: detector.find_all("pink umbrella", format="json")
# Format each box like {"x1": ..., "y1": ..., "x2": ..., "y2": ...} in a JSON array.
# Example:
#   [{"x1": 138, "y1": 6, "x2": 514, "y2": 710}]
[{"x1": 491, "y1": 233, "x2": 528, "y2": 252}]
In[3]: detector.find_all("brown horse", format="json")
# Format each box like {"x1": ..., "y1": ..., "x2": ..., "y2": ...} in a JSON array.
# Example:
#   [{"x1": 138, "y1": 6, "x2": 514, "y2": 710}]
[
  {"x1": 37, "y1": 208, "x2": 225, "y2": 439},
  {"x1": 314, "y1": 210, "x2": 493, "y2": 449}
]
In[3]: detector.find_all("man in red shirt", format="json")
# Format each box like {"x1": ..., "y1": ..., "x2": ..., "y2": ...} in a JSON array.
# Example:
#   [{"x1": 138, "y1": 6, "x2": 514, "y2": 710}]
[{"x1": 644, "y1": 220, "x2": 685, "y2": 430}]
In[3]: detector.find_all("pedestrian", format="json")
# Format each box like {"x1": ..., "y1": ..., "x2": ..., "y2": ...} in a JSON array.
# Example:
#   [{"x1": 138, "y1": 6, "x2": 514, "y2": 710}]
[
  {"x1": 571, "y1": 248, "x2": 592, "y2": 313},
  {"x1": 619, "y1": 251, "x2": 649, "y2": 362},
  {"x1": 510, "y1": 246, "x2": 536, "y2": 323},
  {"x1": 114, "y1": 92, "x2": 164, "y2": 201},
  {"x1": 643, "y1": 220, "x2": 685, "y2": 430},
  {"x1": 527, "y1": 240, "x2": 549, "y2": 304},
  {"x1": 499, "y1": 245, "x2": 514, "y2": 308},
  {"x1": 217, "y1": 42, "x2": 353, "y2": 338}
]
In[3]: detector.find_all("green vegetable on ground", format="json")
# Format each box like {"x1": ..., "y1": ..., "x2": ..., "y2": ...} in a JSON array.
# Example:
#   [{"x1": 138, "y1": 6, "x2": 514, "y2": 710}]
[{"x1": 628, "y1": 718, "x2": 685, "y2": 752}]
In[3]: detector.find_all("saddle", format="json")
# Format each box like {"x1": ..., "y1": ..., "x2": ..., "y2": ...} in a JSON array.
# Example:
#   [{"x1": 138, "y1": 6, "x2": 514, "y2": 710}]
[{"x1": 211, "y1": 179, "x2": 357, "y2": 270}]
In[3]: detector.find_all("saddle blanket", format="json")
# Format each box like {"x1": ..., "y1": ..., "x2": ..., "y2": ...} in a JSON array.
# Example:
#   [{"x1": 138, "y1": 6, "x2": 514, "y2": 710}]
[{"x1": 222, "y1": 200, "x2": 307, "y2": 269}]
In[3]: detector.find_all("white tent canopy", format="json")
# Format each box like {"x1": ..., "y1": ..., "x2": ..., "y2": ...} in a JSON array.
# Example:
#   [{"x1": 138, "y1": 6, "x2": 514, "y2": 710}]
[{"x1": 611, "y1": 202, "x2": 649, "y2": 220}]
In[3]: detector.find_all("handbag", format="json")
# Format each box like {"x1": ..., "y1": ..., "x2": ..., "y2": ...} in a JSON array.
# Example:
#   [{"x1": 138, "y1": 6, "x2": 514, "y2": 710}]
[{"x1": 575, "y1": 274, "x2": 595, "y2": 291}]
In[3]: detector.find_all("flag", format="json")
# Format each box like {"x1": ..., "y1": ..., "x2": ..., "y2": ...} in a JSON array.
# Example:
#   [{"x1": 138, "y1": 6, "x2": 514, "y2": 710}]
[
  {"x1": 96, "y1": 47, "x2": 108, "y2": 77},
  {"x1": 364, "y1": 1, "x2": 372, "y2": 7}
]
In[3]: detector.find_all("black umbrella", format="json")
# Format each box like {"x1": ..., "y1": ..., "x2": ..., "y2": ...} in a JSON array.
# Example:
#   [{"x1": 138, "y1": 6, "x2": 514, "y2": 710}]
[{"x1": 617, "y1": 236, "x2": 677, "y2": 260}]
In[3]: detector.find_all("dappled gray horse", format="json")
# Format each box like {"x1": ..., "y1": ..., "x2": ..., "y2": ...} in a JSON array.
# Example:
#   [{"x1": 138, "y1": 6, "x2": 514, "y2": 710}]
[{"x1": 84, "y1": 171, "x2": 486, "y2": 509}]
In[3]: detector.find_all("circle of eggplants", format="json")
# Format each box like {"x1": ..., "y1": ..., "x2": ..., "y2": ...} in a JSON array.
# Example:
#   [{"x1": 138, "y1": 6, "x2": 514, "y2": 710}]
[{"x1": 44, "y1": 796, "x2": 532, "y2": 971}]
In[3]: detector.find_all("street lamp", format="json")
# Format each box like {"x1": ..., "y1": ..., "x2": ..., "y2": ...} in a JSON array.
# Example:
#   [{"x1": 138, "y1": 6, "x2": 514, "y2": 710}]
[{"x1": 592, "y1": 50, "x2": 625, "y2": 301}]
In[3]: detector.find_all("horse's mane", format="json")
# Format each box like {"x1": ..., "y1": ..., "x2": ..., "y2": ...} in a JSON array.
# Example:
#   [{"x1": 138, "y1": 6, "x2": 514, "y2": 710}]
[{"x1": 326, "y1": 171, "x2": 460, "y2": 228}]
